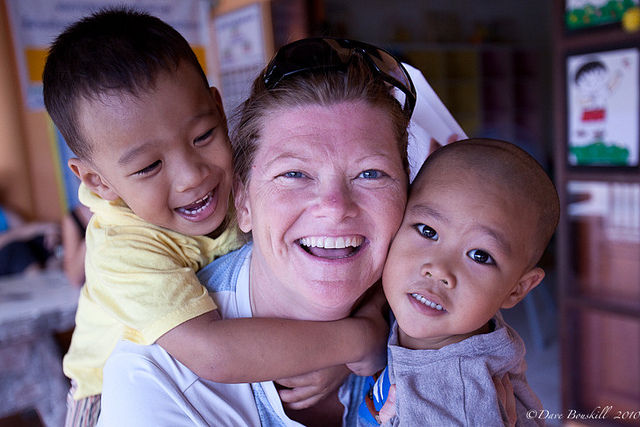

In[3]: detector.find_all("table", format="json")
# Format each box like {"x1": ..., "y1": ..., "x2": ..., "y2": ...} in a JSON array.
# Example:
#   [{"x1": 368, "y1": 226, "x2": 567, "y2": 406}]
[{"x1": 0, "y1": 271, "x2": 79, "y2": 427}]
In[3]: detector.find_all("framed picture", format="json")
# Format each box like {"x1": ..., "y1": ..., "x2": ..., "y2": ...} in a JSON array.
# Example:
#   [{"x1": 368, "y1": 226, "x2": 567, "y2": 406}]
[
  {"x1": 566, "y1": 47, "x2": 640, "y2": 167},
  {"x1": 565, "y1": 0, "x2": 639, "y2": 32}
]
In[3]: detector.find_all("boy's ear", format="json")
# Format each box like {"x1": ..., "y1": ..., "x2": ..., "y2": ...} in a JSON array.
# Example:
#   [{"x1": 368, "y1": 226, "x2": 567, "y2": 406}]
[
  {"x1": 233, "y1": 177, "x2": 252, "y2": 233},
  {"x1": 210, "y1": 86, "x2": 227, "y2": 126},
  {"x1": 501, "y1": 267, "x2": 545, "y2": 309},
  {"x1": 68, "y1": 158, "x2": 120, "y2": 201}
]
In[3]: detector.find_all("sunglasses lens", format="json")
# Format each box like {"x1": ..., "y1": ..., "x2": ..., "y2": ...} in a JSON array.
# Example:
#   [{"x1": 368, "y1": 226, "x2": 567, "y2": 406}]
[
  {"x1": 364, "y1": 48, "x2": 416, "y2": 113},
  {"x1": 282, "y1": 39, "x2": 336, "y2": 68},
  {"x1": 369, "y1": 50, "x2": 413, "y2": 92},
  {"x1": 263, "y1": 38, "x2": 416, "y2": 117},
  {"x1": 264, "y1": 39, "x2": 347, "y2": 88}
]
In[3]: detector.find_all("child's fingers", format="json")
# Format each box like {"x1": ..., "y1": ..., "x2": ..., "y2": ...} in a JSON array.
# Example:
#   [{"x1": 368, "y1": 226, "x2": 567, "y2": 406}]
[
  {"x1": 447, "y1": 133, "x2": 461, "y2": 144},
  {"x1": 276, "y1": 365, "x2": 348, "y2": 390},
  {"x1": 278, "y1": 385, "x2": 323, "y2": 408},
  {"x1": 276, "y1": 370, "x2": 323, "y2": 389},
  {"x1": 276, "y1": 365, "x2": 349, "y2": 409},
  {"x1": 378, "y1": 384, "x2": 396, "y2": 424},
  {"x1": 494, "y1": 373, "x2": 516, "y2": 426}
]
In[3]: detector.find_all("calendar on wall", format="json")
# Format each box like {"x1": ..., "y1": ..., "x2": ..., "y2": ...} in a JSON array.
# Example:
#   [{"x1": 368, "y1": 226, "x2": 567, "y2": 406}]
[{"x1": 213, "y1": 3, "x2": 272, "y2": 114}]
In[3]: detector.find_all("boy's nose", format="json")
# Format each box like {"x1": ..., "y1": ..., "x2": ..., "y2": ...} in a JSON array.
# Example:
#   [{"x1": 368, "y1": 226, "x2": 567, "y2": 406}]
[
  {"x1": 421, "y1": 262, "x2": 455, "y2": 288},
  {"x1": 175, "y1": 158, "x2": 209, "y2": 193}
]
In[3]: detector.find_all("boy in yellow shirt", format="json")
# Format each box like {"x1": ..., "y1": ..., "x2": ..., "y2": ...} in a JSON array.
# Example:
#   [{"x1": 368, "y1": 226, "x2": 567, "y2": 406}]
[{"x1": 43, "y1": 8, "x2": 387, "y2": 426}]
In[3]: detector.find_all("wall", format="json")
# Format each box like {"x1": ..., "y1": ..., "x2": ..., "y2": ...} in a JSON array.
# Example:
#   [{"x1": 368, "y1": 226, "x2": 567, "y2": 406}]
[
  {"x1": 0, "y1": 0, "x2": 32, "y2": 217},
  {"x1": 323, "y1": 0, "x2": 552, "y2": 47},
  {"x1": 0, "y1": 0, "x2": 63, "y2": 221},
  {"x1": 215, "y1": 0, "x2": 269, "y2": 14}
]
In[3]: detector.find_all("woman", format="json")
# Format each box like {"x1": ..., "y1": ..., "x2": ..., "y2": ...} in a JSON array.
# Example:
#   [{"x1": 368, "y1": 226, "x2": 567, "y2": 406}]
[{"x1": 98, "y1": 37, "x2": 415, "y2": 426}]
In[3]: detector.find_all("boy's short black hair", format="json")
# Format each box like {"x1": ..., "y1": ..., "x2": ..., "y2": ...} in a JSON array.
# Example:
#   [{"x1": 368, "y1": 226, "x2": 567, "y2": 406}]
[{"x1": 42, "y1": 7, "x2": 210, "y2": 160}]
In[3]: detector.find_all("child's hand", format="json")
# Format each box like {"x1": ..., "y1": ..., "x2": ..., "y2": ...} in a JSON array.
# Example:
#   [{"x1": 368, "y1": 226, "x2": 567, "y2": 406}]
[
  {"x1": 378, "y1": 384, "x2": 396, "y2": 424},
  {"x1": 494, "y1": 373, "x2": 516, "y2": 426},
  {"x1": 276, "y1": 365, "x2": 351, "y2": 409},
  {"x1": 346, "y1": 283, "x2": 389, "y2": 376}
]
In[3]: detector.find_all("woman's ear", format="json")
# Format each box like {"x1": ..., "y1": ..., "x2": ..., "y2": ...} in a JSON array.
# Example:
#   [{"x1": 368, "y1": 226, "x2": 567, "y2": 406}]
[
  {"x1": 233, "y1": 177, "x2": 252, "y2": 233},
  {"x1": 501, "y1": 267, "x2": 545, "y2": 309},
  {"x1": 68, "y1": 158, "x2": 120, "y2": 201}
]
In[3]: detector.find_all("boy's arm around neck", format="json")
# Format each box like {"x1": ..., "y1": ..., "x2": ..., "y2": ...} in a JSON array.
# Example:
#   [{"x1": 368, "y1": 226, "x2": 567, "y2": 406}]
[{"x1": 155, "y1": 287, "x2": 389, "y2": 384}]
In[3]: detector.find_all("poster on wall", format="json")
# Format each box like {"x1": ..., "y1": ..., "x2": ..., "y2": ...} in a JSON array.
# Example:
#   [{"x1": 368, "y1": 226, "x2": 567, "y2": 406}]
[
  {"x1": 5, "y1": 0, "x2": 212, "y2": 111},
  {"x1": 566, "y1": 47, "x2": 639, "y2": 167},
  {"x1": 565, "y1": 0, "x2": 639, "y2": 31}
]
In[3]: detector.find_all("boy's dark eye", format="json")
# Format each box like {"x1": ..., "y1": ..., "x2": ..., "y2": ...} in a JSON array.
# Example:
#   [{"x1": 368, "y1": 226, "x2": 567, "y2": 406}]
[
  {"x1": 415, "y1": 224, "x2": 438, "y2": 240},
  {"x1": 135, "y1": 160, "x2": 161, "y2": 176},
  {"x1": 194, "y1": 128, "x2": 214, "y2": 143},
  {"x1": 467, "y1": 249, "x2": 495, "y2": 265}
]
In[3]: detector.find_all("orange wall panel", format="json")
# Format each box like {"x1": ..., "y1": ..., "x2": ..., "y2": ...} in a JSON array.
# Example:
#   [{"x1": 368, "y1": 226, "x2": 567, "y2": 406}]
[{"x1": 0, "y1": 0, "x2": 63, "y2": 221}]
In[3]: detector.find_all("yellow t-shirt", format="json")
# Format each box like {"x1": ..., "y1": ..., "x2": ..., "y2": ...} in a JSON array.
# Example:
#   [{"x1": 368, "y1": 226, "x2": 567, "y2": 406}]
[{"x1": 63, "y1": 184, "x2": 243, "y2": 400}]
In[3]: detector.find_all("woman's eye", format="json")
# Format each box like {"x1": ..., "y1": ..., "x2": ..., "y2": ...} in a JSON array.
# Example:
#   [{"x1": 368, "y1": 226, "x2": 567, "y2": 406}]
[
  {"x1": 283, "y1": 171, "x2": 305, "y2": 179},
  {"x1": 194, "y1": 128, "x2": 214, "y2": 144},
  {"x1": 467, "y1": 249, "x2": 495, "y2": 265},
  {"x1": 415, "y1": 224, "x2": 438, "y2": 240},
  {"x1": 134, "y1": 160, "x2": 161, "y2": 176},
  {"x1": 358, "y1": 170, "x2": 383, "y2": 179}
]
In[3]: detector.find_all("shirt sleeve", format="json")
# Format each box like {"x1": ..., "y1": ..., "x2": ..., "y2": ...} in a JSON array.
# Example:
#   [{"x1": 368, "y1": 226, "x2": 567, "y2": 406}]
[{"x1": 86, "y1": 227, "x2": 216, "y2": 344}]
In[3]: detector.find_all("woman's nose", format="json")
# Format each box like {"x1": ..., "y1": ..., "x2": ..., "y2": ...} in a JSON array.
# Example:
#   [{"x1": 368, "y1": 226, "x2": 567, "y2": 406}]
[
  {"x1": 313, "y1": 178, "x2": 358, "y2": 220},
  {"x1": 421, "y1": 261, "x2": 455, "y2": 288}
]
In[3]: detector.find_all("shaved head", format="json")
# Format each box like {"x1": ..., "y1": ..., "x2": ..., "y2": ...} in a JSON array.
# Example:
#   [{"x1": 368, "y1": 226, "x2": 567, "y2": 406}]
[{"x1": 412, "y1": 138, "x2": 560, "y2": 266}]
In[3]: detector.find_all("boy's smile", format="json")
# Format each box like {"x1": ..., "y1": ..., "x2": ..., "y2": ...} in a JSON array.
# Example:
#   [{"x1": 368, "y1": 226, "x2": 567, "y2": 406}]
[
  {"x1": 410, "y1": 292, "x2": 445, "y2": 312},
  {"x1": 71, "y1": 63, "x2": 233, "y2": 236}
]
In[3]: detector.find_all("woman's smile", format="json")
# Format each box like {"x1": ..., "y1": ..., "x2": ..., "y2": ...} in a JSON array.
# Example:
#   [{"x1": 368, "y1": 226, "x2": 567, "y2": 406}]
[{"x1": 298, "y1": 235, "x2": 364, "y2": 259}]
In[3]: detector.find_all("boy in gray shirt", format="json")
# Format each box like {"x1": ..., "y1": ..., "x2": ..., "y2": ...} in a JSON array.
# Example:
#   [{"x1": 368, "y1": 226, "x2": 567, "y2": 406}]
[{"x1": 359, "y1": 138, "x2": 559, "y2": 426}]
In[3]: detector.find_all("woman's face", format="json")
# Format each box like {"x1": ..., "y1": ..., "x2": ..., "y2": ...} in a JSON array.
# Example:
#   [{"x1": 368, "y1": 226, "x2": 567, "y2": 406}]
[{"x1": 236, "y1": 101, "x2": 408, "y2": 320}]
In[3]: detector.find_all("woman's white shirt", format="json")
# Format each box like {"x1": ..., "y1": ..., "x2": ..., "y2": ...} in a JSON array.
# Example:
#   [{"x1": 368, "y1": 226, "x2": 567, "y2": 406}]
[{"x1": 97, "y1": 247, "x2": 304, "y2": 427}]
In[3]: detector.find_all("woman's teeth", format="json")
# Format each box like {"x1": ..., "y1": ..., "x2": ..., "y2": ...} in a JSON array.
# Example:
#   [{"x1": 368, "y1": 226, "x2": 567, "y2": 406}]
[
  {"x1": 298, "y1": 236, "x2": 364, "y2": 259},
  {"x1": 299, "y1": 236, "x2": 363, "y2": 249},
  {"x1": 411, "y1": 293, "x2": 445, "y2": 311}
]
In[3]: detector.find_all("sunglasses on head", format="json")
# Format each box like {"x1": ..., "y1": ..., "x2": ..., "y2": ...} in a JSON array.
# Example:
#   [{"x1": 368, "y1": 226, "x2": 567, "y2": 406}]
[{"x1": 262, "y1": 37, "x2": 417, "y2": 119}]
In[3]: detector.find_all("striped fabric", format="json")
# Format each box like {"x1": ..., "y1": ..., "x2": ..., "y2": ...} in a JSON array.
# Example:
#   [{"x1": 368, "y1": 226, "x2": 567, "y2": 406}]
[{"x1": 65, "y1": 382, "x2": 101, "y2": 427}]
